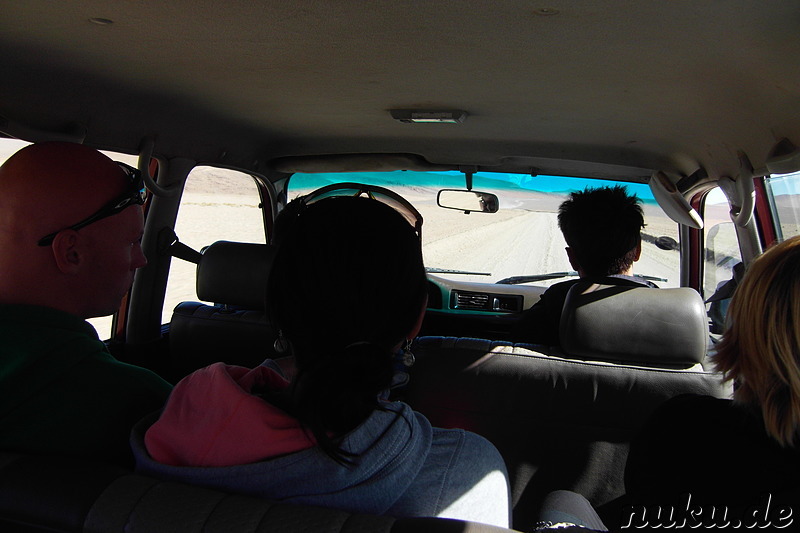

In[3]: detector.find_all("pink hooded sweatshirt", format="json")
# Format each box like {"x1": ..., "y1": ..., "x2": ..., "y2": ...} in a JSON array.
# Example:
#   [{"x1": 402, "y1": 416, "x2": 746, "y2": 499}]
[{"x1": 144, "y1": 362, "x2": 314, "y2": 467}]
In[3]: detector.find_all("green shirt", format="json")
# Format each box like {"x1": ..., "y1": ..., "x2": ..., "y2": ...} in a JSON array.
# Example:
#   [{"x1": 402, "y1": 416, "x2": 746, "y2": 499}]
[{"x1": 0, "y1": 304, "x2": 172, "y2": 466}]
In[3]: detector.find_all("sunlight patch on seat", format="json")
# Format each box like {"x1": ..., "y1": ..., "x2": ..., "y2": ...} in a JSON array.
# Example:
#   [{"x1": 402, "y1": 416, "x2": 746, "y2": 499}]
[{"x1": 438, "y1": 469, "x2": 510, "y2": 527}]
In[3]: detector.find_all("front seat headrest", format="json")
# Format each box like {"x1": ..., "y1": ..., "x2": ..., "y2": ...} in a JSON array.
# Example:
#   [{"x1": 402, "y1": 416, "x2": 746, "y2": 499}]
[
  {"x1": 559, "y1": 283, "x2": 708, "y2": 367},
  {"x1": 196, "y1": 241, "x2": 275, "y2": 310}
]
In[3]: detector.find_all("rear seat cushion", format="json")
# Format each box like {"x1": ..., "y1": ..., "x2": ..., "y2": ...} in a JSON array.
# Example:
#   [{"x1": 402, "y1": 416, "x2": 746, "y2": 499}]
[
  {"x1": 0, "y1": 452, "x2": 127, "y2": 532},
  {"x1": 0, "y1": 451, "x2": 519, "y2": 533},
  {"x1": 403, "y1": 336, "x2": 730, "y2": 528}
]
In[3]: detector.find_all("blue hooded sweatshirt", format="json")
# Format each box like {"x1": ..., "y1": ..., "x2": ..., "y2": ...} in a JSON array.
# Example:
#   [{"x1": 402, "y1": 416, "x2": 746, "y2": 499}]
[{"x1": 130, "y1": 362, "x2": 510, "y2": 527}]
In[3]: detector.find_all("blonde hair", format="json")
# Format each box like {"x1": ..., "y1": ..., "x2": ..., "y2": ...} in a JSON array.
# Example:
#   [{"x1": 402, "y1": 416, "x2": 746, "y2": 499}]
[{"x1": 714, "y1": 235, "x2": 800, "y2": 447}]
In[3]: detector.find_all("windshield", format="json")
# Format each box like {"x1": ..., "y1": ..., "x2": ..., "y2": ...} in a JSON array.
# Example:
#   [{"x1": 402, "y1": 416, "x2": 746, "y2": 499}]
[{"x1": 288, "y1": 171, "x2": 680, "y2": 288}]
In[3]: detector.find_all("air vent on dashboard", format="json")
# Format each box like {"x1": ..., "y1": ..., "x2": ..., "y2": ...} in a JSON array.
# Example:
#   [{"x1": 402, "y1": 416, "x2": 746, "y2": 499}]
[
  {"x1": 451, "y1": 290, "x2": 523, "y2": 313},
  {"x1": 453, "y1": 291, "x2": 491, "y2": 310}
]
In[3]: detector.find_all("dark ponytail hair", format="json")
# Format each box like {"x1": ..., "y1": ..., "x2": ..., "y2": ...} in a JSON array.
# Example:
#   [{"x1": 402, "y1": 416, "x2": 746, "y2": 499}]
[{"x1": 266, "y1": 195, "x2": 427, "y2": 463}]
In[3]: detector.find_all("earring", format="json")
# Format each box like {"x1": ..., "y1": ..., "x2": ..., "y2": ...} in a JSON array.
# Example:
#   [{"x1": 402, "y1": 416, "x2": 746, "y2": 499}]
[
  {"x1": 388, "y1": 339, "x2": 415, "y2": 392},
  {"x1": 400, "y1": 339, "x2": 415, "y2": 368},
  {"x1": 273, "y1": 330, "x2": 291, "y2": 354}
]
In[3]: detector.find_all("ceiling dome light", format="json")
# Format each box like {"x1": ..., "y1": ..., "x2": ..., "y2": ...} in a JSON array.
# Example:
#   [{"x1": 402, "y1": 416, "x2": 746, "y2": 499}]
[
  {"x1": 89, "y1": 18, "x2": 114, "y2": 25},
  {"x1": 390, "y1": 110, "x2": 468, "y2": 124}
]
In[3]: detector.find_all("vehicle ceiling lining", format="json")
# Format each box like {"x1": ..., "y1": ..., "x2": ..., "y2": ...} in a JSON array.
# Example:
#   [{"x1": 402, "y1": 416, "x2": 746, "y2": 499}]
[{"x1": 0, "y1": 1, "x2": 799, "y2": 184}]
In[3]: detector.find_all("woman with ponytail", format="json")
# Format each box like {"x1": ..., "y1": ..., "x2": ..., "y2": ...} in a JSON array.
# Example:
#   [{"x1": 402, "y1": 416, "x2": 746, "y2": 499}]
[{"x1": 131, "y1": 194, "x2": 511, "y2": 527}]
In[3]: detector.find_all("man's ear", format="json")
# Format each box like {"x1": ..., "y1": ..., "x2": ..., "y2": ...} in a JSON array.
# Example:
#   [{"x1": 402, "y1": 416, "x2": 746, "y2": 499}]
[
  {"x1": 565, "y1": 247, "x2": 582, "y2": 273},
  {"x1": 51, "y1": 230, "x2": 83, "y2": 274},
  {"x1": 633, "y1": 241, "x2": 642, "y2": 262}
]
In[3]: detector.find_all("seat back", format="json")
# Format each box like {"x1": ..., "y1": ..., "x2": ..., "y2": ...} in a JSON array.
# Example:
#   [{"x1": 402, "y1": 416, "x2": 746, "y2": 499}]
[
  {"x1": 169, "y1": 241, "x2": 279, "y2": 378},
  {"x1": 0, "y1": 452, "x2": 517, "y2": 533},
  {"x1": 559, "y1": 283, "x2": 708, "y2": 367},
  {"x1": 402, "y1": 336, "x2": 731, "y2": 530}
]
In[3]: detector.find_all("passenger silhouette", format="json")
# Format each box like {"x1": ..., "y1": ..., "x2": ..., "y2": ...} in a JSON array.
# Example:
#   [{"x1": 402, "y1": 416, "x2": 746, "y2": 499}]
[
  {"x1": 133, "y1": 193, "x2": 511, "y2": 527},
  {"x1": 0, "y1": 142, "x2": 171, "y2": 466}
]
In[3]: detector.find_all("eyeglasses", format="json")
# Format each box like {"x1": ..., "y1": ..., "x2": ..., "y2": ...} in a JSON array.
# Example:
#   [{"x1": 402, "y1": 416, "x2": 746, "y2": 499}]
[
  {"x1": 299, "y1": 182, "x2": 423, "y2": 238},
  {"x1": 37, "y1": 161, "x2": 146, "y2": 246}
]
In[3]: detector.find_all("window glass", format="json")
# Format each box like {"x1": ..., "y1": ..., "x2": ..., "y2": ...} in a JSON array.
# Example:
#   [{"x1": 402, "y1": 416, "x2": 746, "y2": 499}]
[
  {"x1": 0, "y1": 137, "x2": 138, "y2": 339},
  {"x1": 703, "y1": 187, "x2": 743, "y2": 334},
  {"x1": 0, "y1": 137, "x2": 31, "y2": 162},
  {"x1": 765, "y1": 171, "x2": 800, "y2": 241},
  {"x1": 162, "y1": 166, "x2": 265, "y2": 324},
  {"x1": 288, "y1": 171, "x2": 681, "y2": 288}
]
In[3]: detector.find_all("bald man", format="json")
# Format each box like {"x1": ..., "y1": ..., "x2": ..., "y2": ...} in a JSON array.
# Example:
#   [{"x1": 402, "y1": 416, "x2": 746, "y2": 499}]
[{"x1": 0, "y1": 142, "x2": 171, "y2": 466}]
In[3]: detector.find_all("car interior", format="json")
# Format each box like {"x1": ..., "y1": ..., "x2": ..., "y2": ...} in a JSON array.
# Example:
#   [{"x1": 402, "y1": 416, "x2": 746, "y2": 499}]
[{"x1": 2, "y1": 1, "x2": 800, "y2": 532}]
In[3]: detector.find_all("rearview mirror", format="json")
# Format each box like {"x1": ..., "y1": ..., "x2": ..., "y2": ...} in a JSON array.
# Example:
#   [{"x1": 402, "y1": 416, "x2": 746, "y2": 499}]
[{"x1": 437, "y1": 189, "x2": 499, "y2": 213}]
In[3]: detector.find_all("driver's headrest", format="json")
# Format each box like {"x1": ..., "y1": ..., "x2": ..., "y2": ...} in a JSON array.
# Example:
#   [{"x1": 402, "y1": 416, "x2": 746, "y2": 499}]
[
  {"x1": 196, "y1": 241, "x2": 275, "y2": 310},
  {"x1": 559, "y1": 282, "x2": 708, "y2": 367}
]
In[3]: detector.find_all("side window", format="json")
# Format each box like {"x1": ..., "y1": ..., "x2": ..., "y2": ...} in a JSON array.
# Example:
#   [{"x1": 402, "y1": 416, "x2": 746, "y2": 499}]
[
  {"x1": 703, "y1": 187, "x2": 743, "y2": 334},
  {"x1": 162, "y1": 166, "x2": 266, "y2": 324},
  {"x1": 764, "y1": 171, "x2": 800, "y2": 241}
]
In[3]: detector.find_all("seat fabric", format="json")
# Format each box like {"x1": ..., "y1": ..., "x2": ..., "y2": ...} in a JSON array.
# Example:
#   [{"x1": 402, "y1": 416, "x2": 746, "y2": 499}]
[
  {"x1": 168, "y1": 241, "x2": 279, "y2": 378},
  {"x1": 402, "y1": 336, "x2": 731, "y2": 530},
  {"x1": 559, "y1": 283, "x2": 708, "y2": 367},
  {"x1": 0, "y1": 452, "x2": 520, "y2": 533}
]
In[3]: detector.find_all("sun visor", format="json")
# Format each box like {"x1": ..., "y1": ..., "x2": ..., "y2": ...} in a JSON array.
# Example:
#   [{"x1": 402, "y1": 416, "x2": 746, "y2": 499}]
[
  {"x1": 648, "y1": 171, "x2": 703, "y2": 229},
  {"x1": 765, "y1": 138, "x2": 800, "y2": 176}
]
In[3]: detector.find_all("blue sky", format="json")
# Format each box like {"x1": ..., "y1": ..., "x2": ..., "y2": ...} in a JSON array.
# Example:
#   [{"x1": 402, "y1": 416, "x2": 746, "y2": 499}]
[{"x1": 291, "y1": 170, "x2": 656, "y2": 201}]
